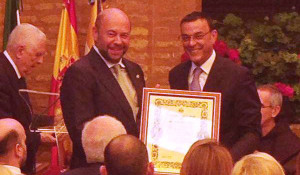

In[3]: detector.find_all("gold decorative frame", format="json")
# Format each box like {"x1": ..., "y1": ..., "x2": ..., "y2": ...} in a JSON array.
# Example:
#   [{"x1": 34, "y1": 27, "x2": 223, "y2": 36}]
[{"x1": 140, "y1": 88, "x2": 221, "y2": 175}]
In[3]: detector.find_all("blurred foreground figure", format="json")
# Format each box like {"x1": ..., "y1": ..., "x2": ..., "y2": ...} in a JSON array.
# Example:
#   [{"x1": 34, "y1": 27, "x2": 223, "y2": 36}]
[
  {"x1": 0, "y1": 118, "x2": 27, "y2": 175},
  {"x1": 180, "y1": 139, "x2": 233, "y2": 175},
  {"x1": 100, "y1": 135, "x2": 154, "y2": 175},
  {"x1": 62, "y1": 115, "x2": 126, "y2": 175},
  {"x1": 232, "y1": 152, "x2": 285, "y2": 175}
]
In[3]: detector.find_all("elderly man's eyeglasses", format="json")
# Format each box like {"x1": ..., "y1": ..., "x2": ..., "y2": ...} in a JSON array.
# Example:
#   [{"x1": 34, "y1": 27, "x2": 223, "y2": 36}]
[{"x1": 180, "y1": 31, "x2": 211, "y2": 42}]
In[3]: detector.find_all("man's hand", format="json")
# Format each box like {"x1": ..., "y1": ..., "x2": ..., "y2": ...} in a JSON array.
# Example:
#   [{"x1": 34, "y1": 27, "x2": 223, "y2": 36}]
[{"x1": 40, "y1": 133, "x2": 56, "y2": 143}]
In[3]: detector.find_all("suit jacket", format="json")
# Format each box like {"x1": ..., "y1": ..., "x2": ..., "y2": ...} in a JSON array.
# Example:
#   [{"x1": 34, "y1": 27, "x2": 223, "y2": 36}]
[
  {"x1": 0, "y1": 52, "x2": 40, "y2": 173},
  {"x1": 60, "y1": 48, "x2": 145, "y2": 168},
  {"x1": 169, "y1": 56, "x2": 262, "y2": 161},
  {"x1": 61, "y1": 163, "x2": 103, "y2": 175},
  {"x1": 258, "y1": 122, "x2": 300, "y2": 175}
]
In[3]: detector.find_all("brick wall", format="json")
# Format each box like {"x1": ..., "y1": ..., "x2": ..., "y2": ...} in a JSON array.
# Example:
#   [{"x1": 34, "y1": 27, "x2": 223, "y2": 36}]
[{"x1": 0, "y1": 0, "x2": 201, "y2": 109}]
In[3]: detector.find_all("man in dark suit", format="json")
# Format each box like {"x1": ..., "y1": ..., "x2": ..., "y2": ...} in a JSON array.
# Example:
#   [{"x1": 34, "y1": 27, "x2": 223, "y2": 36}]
[
  {"x1": 0, "y1": 23, "x2": 55, "y2": 174},
  {"x1": 60, "y1": 8, "x2": 145, "y2": 168},
  {"x1": 257, "y1": 84, "x2": 300, "y2": 175},
  {"x1": 169, "y1": 11, "x2": 261, "y2": 161},
  {"x1": 62, "y1": 115, "x2": 126, "y2": 175}
]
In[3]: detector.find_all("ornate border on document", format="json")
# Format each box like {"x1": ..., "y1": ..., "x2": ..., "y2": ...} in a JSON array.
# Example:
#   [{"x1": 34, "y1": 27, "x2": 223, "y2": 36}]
[{"x1": 140, "y1": 88, "x2": 221, "y2": 175}]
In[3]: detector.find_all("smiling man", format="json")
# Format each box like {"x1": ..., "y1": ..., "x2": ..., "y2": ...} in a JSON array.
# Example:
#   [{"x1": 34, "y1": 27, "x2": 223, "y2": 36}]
[
  {"x1": 169, "y1": 11, "x2": 262, "y2": 161},
  {"x1": 60, "y1": 8, "x2": 145, "y2": 169}
]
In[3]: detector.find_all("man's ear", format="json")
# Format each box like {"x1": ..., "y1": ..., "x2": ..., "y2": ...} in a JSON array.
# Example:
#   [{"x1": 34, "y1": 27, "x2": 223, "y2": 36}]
[
  {"x1": 100, "y1": 165, "x2": 108, "y2": 175},
  {"x1": 272, "y1": 105, "x2": 281, "y2": 118},
  {"x1": 16, "y1": 45, "x2": 25, "y2": 59},
  {"x1": 147, "y1": 162, "x2": 155, "y2": 175},
  {"x1": 15, "y1": 143, "x2": 23, "y2": 158},
  {"x1": 211, "y1": 29, "x2": 218, "y2": 42}
]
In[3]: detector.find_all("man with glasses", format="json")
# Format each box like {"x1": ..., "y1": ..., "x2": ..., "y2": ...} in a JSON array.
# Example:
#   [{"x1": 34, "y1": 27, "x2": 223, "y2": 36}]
[
  {"x1": 169, "y1": 11, "x2": 261, "y2": 161},
  {"x1": 257, "y1": 84, "x2": 300, "y2": 175}
]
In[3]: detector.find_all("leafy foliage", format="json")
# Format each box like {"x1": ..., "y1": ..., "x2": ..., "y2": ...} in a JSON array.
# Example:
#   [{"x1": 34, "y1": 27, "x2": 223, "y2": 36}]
[{"x1": 217, "y1": 12, "x2": 300, "y2": 121}]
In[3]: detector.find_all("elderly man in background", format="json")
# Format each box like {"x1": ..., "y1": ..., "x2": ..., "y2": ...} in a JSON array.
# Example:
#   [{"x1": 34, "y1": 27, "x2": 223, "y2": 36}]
[
  {"x1": 0, "y1": 118, "x2": 27, "y2": 175},
  {"x1": 61, "y1": 8, "x2": 145, "y2": 168},
  {"x1": 62, "y1": 115, "x2": 127, "y2": 175},
  {"x1": 0, "y1": 23, "x2": 55, "y2": 174},
  {"x1": 100, "y1": 135, "x2": 154, "y2": 175},
  {"x1": 257, "y1": 84, "x2": 300, "y2": 175}
]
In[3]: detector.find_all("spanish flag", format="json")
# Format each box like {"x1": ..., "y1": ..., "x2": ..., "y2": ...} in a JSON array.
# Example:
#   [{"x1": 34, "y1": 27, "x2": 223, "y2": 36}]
[
  {"x1": 47, "y1": 0, "x2": 79, "y2": 171},
  {"x1": 84, "y1": 0, "x2": 103, "y2": 54},
  {"x1": 49, "y1": 0, "x2": 79, "y2": 120}
]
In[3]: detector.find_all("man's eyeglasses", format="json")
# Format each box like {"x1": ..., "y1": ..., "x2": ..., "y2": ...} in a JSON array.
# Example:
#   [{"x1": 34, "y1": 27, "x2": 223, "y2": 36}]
[{"x1": 180, "y1": 31, "x2": 211, "y2": 42}]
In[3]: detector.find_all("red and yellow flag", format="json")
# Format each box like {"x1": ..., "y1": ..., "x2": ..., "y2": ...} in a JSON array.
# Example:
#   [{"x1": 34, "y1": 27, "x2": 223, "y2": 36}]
[
  {"x1": 49, "y1": 0, "x2": 79, "y2": 120},
  {"x1": 84, "y1": 0, "x2": 103, "y2": 54},
  {"x1": 47, "y1": 0, "x2": 79, "y2": 171}
]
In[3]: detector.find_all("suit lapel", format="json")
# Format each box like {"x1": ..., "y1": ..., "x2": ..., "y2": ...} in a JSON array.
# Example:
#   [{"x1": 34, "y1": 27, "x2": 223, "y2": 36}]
[
  {"x1": 173, "y1": 61, "x2": 191, "y2": 90},
  {"x1": 0, "y1": 54, "x2": 21, "y2": 93},
  {"x1": 0, "y1": 53, "x2": 32, "y2": 121},
  {"x1": 203, "y1": 56, "x2": 224, "y2": 92},
  {"x1": 87, "y1": 49, "x2": 134, "y2": 118},
  {"x1": 123, "y1": 59, "x2": 143, "y2": 106}
]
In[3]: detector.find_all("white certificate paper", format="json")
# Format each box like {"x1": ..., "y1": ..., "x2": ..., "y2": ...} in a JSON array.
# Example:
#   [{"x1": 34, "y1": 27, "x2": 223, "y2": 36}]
[{"x1": 140, "y1": 88, "x2": 221, "y2": 175}]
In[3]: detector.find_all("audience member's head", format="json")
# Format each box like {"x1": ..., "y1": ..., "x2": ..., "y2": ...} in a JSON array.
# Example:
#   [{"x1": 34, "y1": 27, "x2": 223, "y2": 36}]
[
  {"x1": 82, "y1": 115, "x2": 126, "y2": 163},
  {"x1": 6, "y1": 23, "x2": 47, "y2": 77},
  {"x1": 100, "y1": 135, "x2": 154, "y2": 175},
  {"x1": 257, "y1": 84, "x2": 283, "y2": 136},
  {"x1": 0, "y1": 118, "x2": 27, "y2": 168},
  {"x1": 180, "y1": 139, "x2": 233, "y2": 175},
  {"x1": 232, "y1": 152, "x2": 285, "y2": 175}
]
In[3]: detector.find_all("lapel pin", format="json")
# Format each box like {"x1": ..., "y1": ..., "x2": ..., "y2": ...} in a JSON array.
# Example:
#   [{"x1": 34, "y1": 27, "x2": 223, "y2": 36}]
[{"x1": 136, "y1": 74, "x2": 140, "y2": 79}]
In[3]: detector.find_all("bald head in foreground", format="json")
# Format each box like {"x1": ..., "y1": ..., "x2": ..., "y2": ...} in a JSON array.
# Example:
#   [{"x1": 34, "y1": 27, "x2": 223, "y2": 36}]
[
  {"x1": 100, "y1": 135, "x2": 154, "y2": 175},
  {"x1": 0, "y1": 119, "x2": 27, "y2": 173}
]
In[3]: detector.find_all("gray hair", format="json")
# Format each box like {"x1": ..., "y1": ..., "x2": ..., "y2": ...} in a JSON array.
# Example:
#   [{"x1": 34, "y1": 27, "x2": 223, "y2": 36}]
[
  {"x1": 6, "y1": 23, "x2": 46, "y2": 52},
  {"x1": 82, "y1": 115, "x2": 126, "y2": 163},
  {"x1": 258, "y1": 84, "x2": 283, "y2": 107}
]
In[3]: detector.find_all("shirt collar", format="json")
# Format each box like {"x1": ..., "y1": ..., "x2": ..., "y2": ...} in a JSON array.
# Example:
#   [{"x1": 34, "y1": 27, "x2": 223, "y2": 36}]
[
  {"x1": 191, "y1": 50, "x2": 216, "y2": 75},
  {"x1": 2, "y1": 165, "x2": 23, "y2": 175},
  {"x1": 93, "y1": 45, "x2": 125, "y2": 69},
  {"x1": 4, "y1": 50, "x2": 22, "y2": 79}
]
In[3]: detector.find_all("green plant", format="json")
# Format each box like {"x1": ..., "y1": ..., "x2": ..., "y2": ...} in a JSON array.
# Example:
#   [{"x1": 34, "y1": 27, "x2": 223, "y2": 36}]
[{"x1": 216, "y1": 12, "x2": 300, "y2": 122}]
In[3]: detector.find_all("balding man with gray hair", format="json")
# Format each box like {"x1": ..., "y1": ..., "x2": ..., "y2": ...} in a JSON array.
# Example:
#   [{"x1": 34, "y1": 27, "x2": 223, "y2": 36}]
[
  {"x1": 62, "y1": 115, "x2": 126, "y2": 175},
  {"x1": 0, "y1": 118, "x2": 27, "y2": 175},
  {"x1": 0, "y1": 23, "x2": 55, "y2": 174}
]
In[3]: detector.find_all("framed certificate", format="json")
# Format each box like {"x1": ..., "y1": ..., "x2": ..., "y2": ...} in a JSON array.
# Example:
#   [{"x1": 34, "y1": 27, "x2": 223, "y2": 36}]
[{"x1": 140, "y1": 88, "x2": 221, "y2": 175}]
